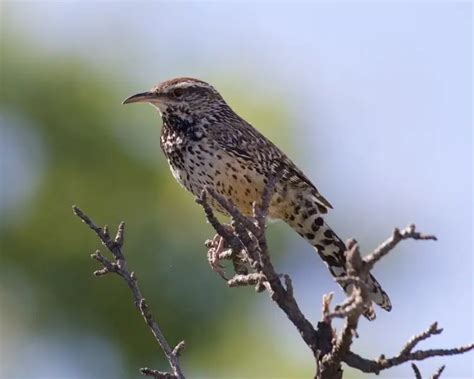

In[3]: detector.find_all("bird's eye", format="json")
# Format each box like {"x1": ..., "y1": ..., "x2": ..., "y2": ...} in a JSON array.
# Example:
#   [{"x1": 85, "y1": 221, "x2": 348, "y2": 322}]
[{"x1": 172, "y1": 88, "x2": 184, "y2": 98}]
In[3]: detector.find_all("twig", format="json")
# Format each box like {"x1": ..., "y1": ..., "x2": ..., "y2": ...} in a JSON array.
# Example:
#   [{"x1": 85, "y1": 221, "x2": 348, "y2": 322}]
[
  {"x1": 365, "y1": 224, "x2": 437, "y2": 271},
  {"x1": 197, "y1": 191, "x2": 242, "y2": 252},
  {"x1": 431, "y1": 365, "x2": 445, "y2": 379},
  {"x1": 400, "y1": 322, "x2": 443, "y2": 356},
  {"x1": 321, "y1": 248, "x2": 366, "y2": 378},
  {"x1": 411, "y1": 362, "x2": 446, "y2": 379},
  {"x1": 140, "y1": 368, "x2": 176, "y2": 379},
  {"x1": 201, "y1": 187, "x2": 260, "y2": 237},
  {"x1": 412, "y1": 363, "x2": 422, "y2": 379},
  {"x1": 72, "y1": 205, "x2": 185, "y2": 379},
  {"x1": 343, "y1": 336, "x2": 473, "y2": 374},
  {"x1": 227, "y1": 273, "x2": 266, "y2": 288}
]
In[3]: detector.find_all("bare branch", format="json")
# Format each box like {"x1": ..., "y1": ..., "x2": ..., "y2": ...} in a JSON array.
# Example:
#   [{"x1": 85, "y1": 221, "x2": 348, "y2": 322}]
[
  {"x1": 172, "y1": 341, "x2": 186, "y2": 357},
  {"x1": 195, "y1": 174, "x2": 473, "y2": 379},
  {"x1": 114, "y1": 221, "x2": 125, "y2": 248},
  {"x1": 326, "y1": 234, "x2": 471, "y2": 377},
  {"x1": 412, "y1": 363, "x2": 422, "y2": 379},
  {"x1": 411, "y1": 362, "x2": 446, "y2": 379},
  {"x1": 323, "y1": 293, "x2": 362, "y2": 376},
  {"x1": 283, "y1": 274, "x2": 293, "y2": 297},
  {"x1": 365, "y1": 224, "x2": 437, "y2": 270},
  {"x1": 227, "y1": 273, "x2": 266, "y2": 288},
  {"x1": 343, "y1": 333, "x2": 473, "y2": 374},
  {"x1": 74, "y1": 168, "x2": 471, "y2": 379},
  {"x1": 202, "y1": 187, "x2": 260, "y2": 237},
  {"x1": 431, "y1": 365, "x2": 445, "y2": 379},
  {"x1": 325, "y1": 290, "x2": 363, "y2": 320},
  {"x1": 196, "y1": 191, "x2": 241, "y2": 251},
  {"x1": 321, "y1": 293, "x2": 334, "y2": 322},
  {"x1": 400, "y1": 322, "x2": 443, "y2": 356},
  {"x1": 196, "y1": 180, "x2": 329, "y2": 357},
  {"x1": 73, "y1": 206, "x2": 185, "y2": 379},
  {"x1": 253, "y1": 172, "x2": 281, "y2": 231},
  {"x1": 140, "y1": 368, "x2": 176, "y2": 379}
]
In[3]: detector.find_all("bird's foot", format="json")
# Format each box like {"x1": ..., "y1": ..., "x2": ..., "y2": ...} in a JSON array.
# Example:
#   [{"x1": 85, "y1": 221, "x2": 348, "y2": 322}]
[{"x1": 206, "y1": 233, "x2": 230, "y2": 280}]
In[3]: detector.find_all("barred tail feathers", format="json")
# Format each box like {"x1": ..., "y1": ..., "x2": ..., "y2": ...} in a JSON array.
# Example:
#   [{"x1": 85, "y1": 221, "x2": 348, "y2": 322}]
[{"x1": 284, "y1": 210, "x2": 392, "y2": 317}]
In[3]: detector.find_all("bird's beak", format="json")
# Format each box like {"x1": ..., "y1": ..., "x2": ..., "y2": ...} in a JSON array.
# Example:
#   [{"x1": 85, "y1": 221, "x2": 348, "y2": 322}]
[{"x1": 122, "y1": 91, "x2": 157, "y2": 105}]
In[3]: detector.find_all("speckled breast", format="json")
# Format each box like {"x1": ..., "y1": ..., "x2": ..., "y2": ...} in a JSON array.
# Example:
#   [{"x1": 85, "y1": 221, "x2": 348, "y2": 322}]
[{"x1": 162, "y1": 135, "x2": 269, "y2": 217}]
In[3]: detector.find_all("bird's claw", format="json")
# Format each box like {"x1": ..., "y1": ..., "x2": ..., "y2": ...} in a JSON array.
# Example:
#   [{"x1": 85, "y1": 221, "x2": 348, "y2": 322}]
[{"x1": 207, "y1": 234, "x2": 229, "y2": 280}]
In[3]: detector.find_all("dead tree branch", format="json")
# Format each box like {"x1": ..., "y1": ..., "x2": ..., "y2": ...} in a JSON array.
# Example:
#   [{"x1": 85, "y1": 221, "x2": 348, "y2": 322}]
[
  {"x1": 72, "y1": 206, "x2": 185, "y2": 379},
  {"x1": 72, "y1": 174, "x2": 471, "y2": 378},
  {"x1": 412, "y1": 363, "x2": 446, "y2": 379},
  {"x1": 196, "y1": 178, "x2": 473, "y2": 379},
  {"x1": 196, "y1": 186, "x2": 333, "y2": 357},
  {"x1": 365, "y1": 224, "x2": 437, "y2": 271}
]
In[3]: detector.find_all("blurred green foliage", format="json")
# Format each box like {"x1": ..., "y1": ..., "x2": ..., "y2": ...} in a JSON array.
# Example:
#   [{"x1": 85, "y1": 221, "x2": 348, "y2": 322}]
[{"x1": 0, "y1": 41, "x2": 313, "y2": 377}]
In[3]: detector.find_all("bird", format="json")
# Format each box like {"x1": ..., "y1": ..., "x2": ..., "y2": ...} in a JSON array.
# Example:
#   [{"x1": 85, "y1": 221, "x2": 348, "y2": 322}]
[{"x1": 123, "y1": 77, "x2": 392, "y2": 318}]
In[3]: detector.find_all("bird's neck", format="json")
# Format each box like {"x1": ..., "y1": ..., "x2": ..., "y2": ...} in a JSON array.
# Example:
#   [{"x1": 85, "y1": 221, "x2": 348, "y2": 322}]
[{"x1": 159, "y1": 107, "x2": 206, "y2": 155}]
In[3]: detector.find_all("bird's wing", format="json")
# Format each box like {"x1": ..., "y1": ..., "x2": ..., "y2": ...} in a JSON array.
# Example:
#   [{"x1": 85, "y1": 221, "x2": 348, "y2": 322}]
[
  {"x1": 211, "y1": 122, "x2": 333, "y2": 211},
  {"x1": 275, "y1": 155, "x2": 334, "y2": 211}
]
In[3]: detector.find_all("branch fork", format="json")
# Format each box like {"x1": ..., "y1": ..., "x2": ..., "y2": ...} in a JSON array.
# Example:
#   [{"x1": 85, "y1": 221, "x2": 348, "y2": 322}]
[{"x1": 72, "y1": 206, "x2": 185, "y2": 379}]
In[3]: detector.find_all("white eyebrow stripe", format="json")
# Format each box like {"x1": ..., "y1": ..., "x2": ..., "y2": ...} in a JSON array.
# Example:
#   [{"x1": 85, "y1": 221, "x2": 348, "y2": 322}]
[
  {"x1": 151, "y1": 78, "x2": 214, "y2": 93},
  {"x1": 173, "y1": 81, "x2": 210, "y2": 90}
]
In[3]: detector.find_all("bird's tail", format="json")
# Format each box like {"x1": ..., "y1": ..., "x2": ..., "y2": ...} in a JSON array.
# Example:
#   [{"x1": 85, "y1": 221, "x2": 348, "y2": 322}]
[{"x1": 286, "y1": 212, "x2": 392, "y2": 319}]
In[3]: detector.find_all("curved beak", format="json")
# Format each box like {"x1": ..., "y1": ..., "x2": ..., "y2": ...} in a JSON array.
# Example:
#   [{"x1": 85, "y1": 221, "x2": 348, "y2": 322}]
[{"x1": 122, "y1": 91, "x2": 157, "y2": 105}]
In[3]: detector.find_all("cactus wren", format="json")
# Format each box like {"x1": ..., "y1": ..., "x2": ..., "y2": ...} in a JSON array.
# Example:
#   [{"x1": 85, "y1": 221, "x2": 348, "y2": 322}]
[{"x1": 123, "y1": 77, "x2": 392, "y2": 316}]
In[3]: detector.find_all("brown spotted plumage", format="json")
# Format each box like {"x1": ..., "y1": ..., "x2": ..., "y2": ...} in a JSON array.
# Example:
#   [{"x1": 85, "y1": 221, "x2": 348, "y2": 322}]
[{"x1": 123, "y1": 77, "x2": 392, "y2": 318}]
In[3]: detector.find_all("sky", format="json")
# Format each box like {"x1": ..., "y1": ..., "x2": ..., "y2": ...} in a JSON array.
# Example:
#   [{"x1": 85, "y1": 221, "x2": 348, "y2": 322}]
[{"x1": 1, "y1": 1, "x2": 472, "y2": 378}]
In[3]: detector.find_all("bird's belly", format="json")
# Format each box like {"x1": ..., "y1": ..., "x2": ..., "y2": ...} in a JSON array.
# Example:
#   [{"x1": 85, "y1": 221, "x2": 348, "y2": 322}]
[
  {"x1": 211, "y1": 159, "x2": 265, "y2": 216},
  {"x1": 168, "y1": 152, "x2": 271, "y2": 216}
]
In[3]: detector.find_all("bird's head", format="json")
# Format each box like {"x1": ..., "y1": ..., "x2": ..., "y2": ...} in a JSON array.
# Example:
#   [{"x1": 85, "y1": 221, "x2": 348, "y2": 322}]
[{"x1": 123, "y1": 77, "x2": 228, "y2": 119}]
